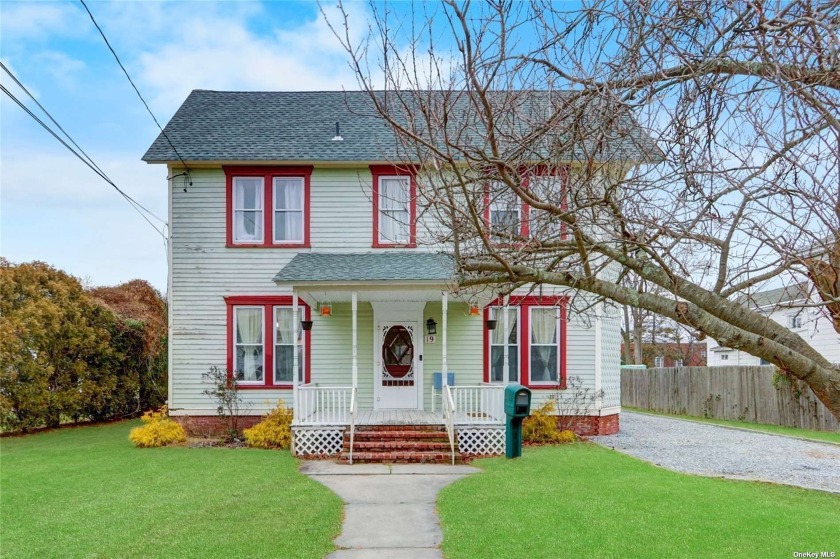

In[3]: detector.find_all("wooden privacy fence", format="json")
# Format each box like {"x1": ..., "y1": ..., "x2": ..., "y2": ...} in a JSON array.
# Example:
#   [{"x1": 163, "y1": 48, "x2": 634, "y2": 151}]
[{"x1": 621, "y1": 366, "x2": 839, "y2": 432}]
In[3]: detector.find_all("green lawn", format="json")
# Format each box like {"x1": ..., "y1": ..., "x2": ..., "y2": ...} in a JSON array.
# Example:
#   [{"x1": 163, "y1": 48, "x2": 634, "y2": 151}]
[
  {"x1": 626, "y1": 407, "x2": 840, "y2": 445},
  {"x1": 439, "y1": 444, "x2": 840, "y2": 559},
  {"x1": 0, "y1": 421, "x2": 342, "y2": 559}
]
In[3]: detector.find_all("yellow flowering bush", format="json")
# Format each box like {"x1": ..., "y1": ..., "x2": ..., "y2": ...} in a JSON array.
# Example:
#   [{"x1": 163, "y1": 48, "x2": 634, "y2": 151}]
[
  {"x1": 243, "y1": 403, "x2": 293, "y2": 450},
  {"x1": 523, "y1": 400, "x2": 575, "y2": 444},
  {"x1": 129, "y1": 406, "x2": 186, "y2": 448}
]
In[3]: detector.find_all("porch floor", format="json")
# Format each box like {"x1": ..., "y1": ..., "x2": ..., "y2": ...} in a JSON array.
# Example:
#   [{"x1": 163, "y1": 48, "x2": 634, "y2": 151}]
[
  {"x1": 295, "y1": 409, "x2": 504, "y2": 426},
  {"x1": 356, "y1": 409, "x2": 444, "y2": 426}
]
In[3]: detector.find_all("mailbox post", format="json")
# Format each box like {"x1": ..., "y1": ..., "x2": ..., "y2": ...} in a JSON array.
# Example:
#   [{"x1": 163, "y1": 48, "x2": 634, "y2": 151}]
[{"x1": 504, "y1": 384, "x2": 531, "y2": 458}]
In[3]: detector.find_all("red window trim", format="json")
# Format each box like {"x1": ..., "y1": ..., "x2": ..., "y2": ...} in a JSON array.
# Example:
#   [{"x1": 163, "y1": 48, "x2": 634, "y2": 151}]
[
  {"x1": 370, "y1": 164, "x2": 417, "y2": 248},
  {"x1": 483, "y1": 166, "x2": 569, "y2": 242},
  {"x1": 224, "y1": 166, "x2": 313, "y2": 248},
  {"x1": 224, "y1": 295, "x2": 311, "y2": 389},
  {"x1": 482, "y1": 295, "x2": 568, "y2": 390}
]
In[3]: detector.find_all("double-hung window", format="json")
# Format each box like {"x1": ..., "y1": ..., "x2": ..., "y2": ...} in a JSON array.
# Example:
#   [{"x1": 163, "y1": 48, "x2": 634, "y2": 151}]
[
  {"x1": 489, "y1": 307, "x2": 519, "y2": 383},
  {"x1": 273, "y1": 178, "x2": 304, "y2": 244},
  {"x1": 233, "y1": 178, "x2": 264, "y2": 244},
  {"x1": 371, "y1": 165, "x2": 416, "y2": 247},
  {"x1": 529, "y1": 307, "x2": 560, "y2": 384},
  {"x1": 488, "y1": 182, "x2": 521, "y2": 238},
  {"x1": 225, "y1": 166, "x2": 312, "y2": 247},
  {"x1": 528, "y1": 176, "x2": 564, "y2": 240},
  {"x1": 274, "y1": 307, "x2": 304, "y2": 383},
  {"x1": 378, "y1": 176, "x2": 411, "y2": 244},
  {"x1": 234, "y1": 306, "x2": 265, "y2": 383},
  {"x1": 485, "y1": 296, "x2": 567, "y2": 388},
  {"x1": 227, "y1": 296, "x2": 309, "y2": 388}
]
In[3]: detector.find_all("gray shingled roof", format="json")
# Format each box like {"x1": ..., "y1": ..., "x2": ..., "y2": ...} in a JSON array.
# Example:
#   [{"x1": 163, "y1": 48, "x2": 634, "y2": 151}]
[
  {"x1": 142, "y1": 90, "x2": 662, "y2": 163},
  {"x1": 740, "y1": 282, "x2": 810, "y2": 309},
  {"x1": 273, "y1": 252, "x2": 455, "y2": 284}
]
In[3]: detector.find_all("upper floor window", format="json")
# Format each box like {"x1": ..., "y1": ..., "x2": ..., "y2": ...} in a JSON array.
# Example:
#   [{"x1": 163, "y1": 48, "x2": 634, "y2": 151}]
[
  {"x1": 488, "y1": 182, "x2": 524, "y2": 238},
  {"x1": 233, "y1": 178, "x2": 264, "y2": 243},
  {"x1": 528, "y1": 176, "x2": 565, "y2": 240},
  {"x1": 787, "y1": 313, "x2": 803, "y2": 329},
  {"x1": 720, "y1": 353, "x2": 729, "y2": 361},
  {"x1": 224, "y1": 166, "x2": 312, "y2": 248},
  {"x1": 371, "y1": 165, "x2": 416, "y2": 248}
]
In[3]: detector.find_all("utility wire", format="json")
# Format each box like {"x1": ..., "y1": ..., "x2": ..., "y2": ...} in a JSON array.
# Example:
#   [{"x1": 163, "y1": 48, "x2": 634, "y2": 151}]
[
  {"x1": 79, "y1": 0, "x2": 192, "y2": 180},
  {"x1": 0, "y1": 62, "x2": 166, "y2": 228},
  {"x1": 0, "y1": 83, "x2": 167, "y2": 239}
]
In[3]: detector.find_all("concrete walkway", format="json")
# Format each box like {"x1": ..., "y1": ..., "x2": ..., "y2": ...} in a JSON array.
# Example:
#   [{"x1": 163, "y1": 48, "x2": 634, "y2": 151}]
[{"x1": 300, "y1": 462, "x2": 480, "y2": 559}]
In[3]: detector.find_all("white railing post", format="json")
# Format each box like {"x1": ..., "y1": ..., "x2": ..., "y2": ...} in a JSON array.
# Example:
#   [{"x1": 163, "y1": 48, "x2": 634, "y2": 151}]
[
  {"x1": 292, "y1": 293, "x2": 299, "y2": 421},
  {"x1": 442, "y1": 290, "x2": 448, "y2": 388}
]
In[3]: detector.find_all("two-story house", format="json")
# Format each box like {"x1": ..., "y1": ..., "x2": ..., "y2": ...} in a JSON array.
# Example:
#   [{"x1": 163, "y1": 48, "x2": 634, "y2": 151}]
[
  {"x1": 707, "y1": 283, "x2": 840, "y2": 367},
  {"x1": 142, "y1": 90, "x2": 657, "y2": 461}
]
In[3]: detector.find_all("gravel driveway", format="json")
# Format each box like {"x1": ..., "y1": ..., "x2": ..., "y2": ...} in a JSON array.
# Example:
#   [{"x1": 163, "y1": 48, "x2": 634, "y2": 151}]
[{"x1": 592, "y1": 411, "x2": 840, "y2": 493}]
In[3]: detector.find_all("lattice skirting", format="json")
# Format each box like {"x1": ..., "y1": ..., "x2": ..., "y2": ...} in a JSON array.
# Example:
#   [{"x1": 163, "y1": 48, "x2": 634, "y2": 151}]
[
  {"x1": 457, "y1": 426, "x2": 505, "y2": 456},
  {"x1": 292, "y1": 427, "x2": 345, "y2": 456}
]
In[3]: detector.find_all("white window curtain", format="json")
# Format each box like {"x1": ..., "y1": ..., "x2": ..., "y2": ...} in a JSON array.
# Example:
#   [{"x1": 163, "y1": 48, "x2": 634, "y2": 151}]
[
  {"x1": 233, "y1": 178, "x2": 264, "y2": 243},
  {"x1": 274, "y1": 307, "x2": 304, "y2": 383},
  {"x1": 379, "y1": 177, "x2": 410, "y2": 242},
  {"x1": 235, "y1": 307, "x2": 264, "y2": 381},
  {"x1": 530, "y1": 307, "x2": 558, "y2": 382},
  {"x1": 490, "y1": 307, "x2": 518, "y2": 383},
  {"x1": 274, "y1": 178, "x2": 304, "y2": 243}
]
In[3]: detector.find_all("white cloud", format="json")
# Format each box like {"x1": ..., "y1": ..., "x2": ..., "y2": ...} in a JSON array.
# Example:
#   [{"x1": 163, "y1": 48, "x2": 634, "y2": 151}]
[
  {"x1": 134, "y1": 2, "x2": 368, "y2": 114},
  {"x1": 0, "y1": 2, "x2": 88, "y2": 43}
]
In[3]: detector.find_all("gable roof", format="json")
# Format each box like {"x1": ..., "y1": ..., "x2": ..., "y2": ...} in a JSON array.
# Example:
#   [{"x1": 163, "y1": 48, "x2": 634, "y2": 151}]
[
  {"x1": 142, "y1": 90, "x2": 662, "y2": 164},
  {"x1": 273, "y1": 252, "x2": 455, "y2": 284}
]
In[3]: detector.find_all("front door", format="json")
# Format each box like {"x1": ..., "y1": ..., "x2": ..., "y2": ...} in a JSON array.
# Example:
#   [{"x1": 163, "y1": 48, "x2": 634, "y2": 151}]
[{"x1": 377, "y1": 321, "x2": 419, "y2": 409}]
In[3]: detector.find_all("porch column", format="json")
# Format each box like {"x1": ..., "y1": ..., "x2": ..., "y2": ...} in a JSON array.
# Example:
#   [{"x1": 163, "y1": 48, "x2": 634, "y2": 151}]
[
  {"x1": 292, "y1": 293, "x2": 299, "y2": 419},
  {"x1": 441, "y1": 291, "x2": 448, "y2": 388},
  {"x1": 351, "y1": 291, "x2": 358, "y2": 389},
  {"x1": 502, "y1": 294, "x2": 509, "y2": 383}
]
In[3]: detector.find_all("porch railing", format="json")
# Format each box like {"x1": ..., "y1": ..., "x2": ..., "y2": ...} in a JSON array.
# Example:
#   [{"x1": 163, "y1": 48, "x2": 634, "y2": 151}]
[
  {"x1": 348, "y1": 386, "x2": 358, "y2": 464},
  {"x1": 448, "y1": 385, "x2": 505, "y2": 425},
  {"x1": 442, "y1": 385, "x2": 456, "y2": 465},
  {"x1": 295, "y1": 385, "x2": 352, "y2": 425}
]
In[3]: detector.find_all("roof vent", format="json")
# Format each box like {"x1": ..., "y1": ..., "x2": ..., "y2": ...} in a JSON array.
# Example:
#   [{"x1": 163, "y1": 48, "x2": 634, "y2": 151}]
[{"x1": 332, "y1": 121, "x2": 343, "y2": 142}]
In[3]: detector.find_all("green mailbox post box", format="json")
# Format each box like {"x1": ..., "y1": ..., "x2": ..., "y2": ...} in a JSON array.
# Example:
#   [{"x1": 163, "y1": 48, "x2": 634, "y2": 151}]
[{"x1": 504, "y1": 384, "x2": 532, "y2": 458}]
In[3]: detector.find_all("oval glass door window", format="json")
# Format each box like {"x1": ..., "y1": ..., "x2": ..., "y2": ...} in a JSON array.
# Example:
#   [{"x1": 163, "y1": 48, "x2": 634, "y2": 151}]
[{"x1": 382, "y1": 325, "x2": 414, "y2": 386}]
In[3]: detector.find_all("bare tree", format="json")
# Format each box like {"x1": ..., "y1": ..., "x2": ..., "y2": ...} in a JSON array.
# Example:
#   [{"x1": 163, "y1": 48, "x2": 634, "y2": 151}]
[{"x1": 326, "y1": 0, "x2": 840, "y2": 418}]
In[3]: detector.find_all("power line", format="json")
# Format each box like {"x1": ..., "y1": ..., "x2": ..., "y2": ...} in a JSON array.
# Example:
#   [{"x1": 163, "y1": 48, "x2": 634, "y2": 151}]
[
  {"x1": 79, "y1": 0, "x2": 192, "y2": 181},
  {"x1": 0, "y1": 83, "x2": 167, "y2": 239}
]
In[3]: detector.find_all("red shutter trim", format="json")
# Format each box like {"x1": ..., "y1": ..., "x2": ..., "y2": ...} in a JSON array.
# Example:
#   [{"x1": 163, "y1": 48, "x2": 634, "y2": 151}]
[
  {"x1": 224, "y1": 166, "x2": 313, "y2": 249},
  {"x1": 370, "y1": 164, "x2": 418, "y2": 248},
  {"x1": 224, "y1": 295, "x2": 311, "y2": 389}
]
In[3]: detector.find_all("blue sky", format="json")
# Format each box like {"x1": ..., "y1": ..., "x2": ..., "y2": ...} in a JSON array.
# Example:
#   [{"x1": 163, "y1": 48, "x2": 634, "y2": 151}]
[{"x1": 1, "y1": 0, "x2": 372, "y2": 292}]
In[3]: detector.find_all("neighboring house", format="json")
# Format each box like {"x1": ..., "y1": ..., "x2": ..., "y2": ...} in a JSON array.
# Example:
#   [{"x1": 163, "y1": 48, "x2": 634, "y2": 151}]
[
  {"x1": 622, "y1": 343, "x2": 707, "y2": 368},
  {"x1": 706, "y1": 283, "x2": 840, "y2": 366},
  {"x1": 142, "y1": 90, "x2": 659, "y2": 460}
]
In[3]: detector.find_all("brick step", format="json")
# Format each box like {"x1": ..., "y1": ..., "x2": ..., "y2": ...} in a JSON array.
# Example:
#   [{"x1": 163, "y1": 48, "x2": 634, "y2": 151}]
[
  {"x1": 347, "y1": 430, "x2": 448, "y2": 442},
  {"x1": 339, "y1": 451, "x2": 459, "y2": 464},
  {"x1": 347, "y1": 440, "x2": 452, "y2": 452}
]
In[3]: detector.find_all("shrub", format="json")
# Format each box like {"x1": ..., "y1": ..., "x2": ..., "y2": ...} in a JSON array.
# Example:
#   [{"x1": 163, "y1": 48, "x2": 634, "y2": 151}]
[
  {"x1": 557, "y1": 429, "x2": 577, "y2": 443},
  {"x1": 129, "y1": 406, "x2": 186, "y2": 448},
  {"x1": 203, "y1": 366, "x2": 252, "y2": 442},
  {"x1": 523, "y1": 400, "x2": 569, "y2": 444},
  {"x1": 244, "y1": 403, "x2": 293, "y2": 450}
]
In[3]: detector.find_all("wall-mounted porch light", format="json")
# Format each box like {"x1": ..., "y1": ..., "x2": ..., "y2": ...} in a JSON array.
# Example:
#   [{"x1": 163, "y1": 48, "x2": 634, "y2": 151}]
[
  {"x1": 300, "y1": 320, "x2": 313, "y2": 331},
  {"x1": 319, "y1": 302, "x2": 332, "y2": 317},
  {"x1": 426, "y1": 318, "x2": 437, "y2": 335}
]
